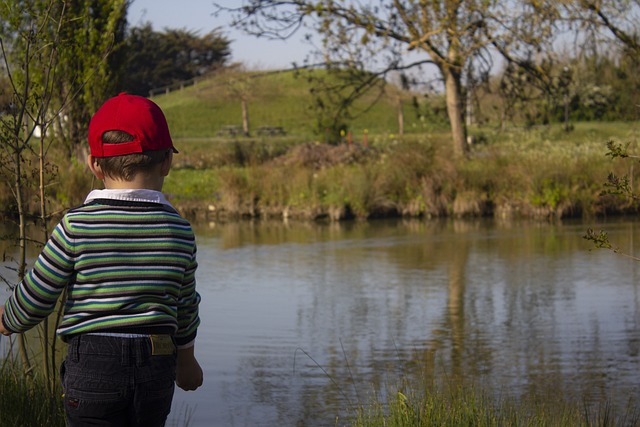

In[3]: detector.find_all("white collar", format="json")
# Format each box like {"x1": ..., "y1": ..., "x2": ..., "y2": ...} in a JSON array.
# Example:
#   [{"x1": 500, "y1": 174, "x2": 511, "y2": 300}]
[{"x1": 84, "y1": 189, "x2": 174, "y2": 208}]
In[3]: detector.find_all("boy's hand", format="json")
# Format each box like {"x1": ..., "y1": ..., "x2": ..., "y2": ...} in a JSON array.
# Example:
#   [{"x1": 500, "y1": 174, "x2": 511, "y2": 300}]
[
  {"x1": 0, "y1": 306, "x2": 11, "y2": 336},
  {"x1": 176, "y1": 345, "x2": 203, "y2": 391}
]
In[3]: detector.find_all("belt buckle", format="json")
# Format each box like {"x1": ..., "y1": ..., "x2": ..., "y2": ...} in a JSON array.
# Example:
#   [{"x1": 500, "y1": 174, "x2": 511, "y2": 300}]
[{"x1": 150, "y1": 335, "x2": 175, "y2": 356}]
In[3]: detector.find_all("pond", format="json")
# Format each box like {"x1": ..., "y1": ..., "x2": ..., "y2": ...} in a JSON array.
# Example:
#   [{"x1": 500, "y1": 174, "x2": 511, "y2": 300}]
[{"x1": 3, "y1": 217, "x2": 640, "y2": 426}]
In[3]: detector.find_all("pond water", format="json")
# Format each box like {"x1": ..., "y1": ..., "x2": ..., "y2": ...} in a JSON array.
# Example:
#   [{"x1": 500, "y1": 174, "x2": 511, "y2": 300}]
[{"x1": 3, "y1": 217, "x2": 640, "y2": 426}]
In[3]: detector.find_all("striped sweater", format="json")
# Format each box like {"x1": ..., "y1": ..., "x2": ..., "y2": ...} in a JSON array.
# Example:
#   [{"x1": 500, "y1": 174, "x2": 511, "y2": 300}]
[{"x1": 2, "y1": 194, "x2": 200, "y2": 348}]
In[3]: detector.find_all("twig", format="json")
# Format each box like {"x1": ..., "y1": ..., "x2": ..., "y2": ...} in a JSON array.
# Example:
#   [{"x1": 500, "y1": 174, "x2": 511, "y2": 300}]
[{"x1": 293, "y1": 347, "x2": 353, "y2": 406}]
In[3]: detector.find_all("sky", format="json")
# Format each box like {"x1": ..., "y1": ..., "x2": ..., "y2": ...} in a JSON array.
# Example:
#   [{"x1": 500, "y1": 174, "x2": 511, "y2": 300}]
[{"x1": 127, "y1": 0, "x2": 313, "y2": 70}]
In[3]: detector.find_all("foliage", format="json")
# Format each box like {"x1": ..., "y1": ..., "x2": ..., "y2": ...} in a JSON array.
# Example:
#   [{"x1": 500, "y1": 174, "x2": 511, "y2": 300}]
[
  {"x1": 584, "y1": 138, "x2": 640, "y2": 261},
  {"x1": 54, "y1": 0, "x2": 129, "y2": 151},
  {"x1": 564, "y1": 0, "x2": 640, "y2": 55},
  {"x1": 0, "y1": 0, "x2": 63, "y2": 386},
  {"x1": 121, "y1": 23, "x2": 231, "y2": 96},
  {"x1": 214, "y1": 1, "x2": 562, "y2": 158},
  {"x1": 0, "y1": 0, "x2": 130, "y2": 394},
  {"x1": 294, "y1": 67, "x2": 388, "y2": 142},
  {"x1": 157, "y1": 122, "x2": 630, "y2": 222},
  {"x1": 213, "y1": 1, "x2": 640, "y2": 157},
  {"x1": 488, "y1": 0, "x2": 640, "y2": 128},
  {"x1": 209, "y1": 0, "x2": 638, "y2": 150}
]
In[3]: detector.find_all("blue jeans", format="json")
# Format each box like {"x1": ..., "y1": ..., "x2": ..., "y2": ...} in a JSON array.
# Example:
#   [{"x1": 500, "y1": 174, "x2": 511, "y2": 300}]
[{"x1": 61, "y1": 334, "x2": 177, "y2": 427}]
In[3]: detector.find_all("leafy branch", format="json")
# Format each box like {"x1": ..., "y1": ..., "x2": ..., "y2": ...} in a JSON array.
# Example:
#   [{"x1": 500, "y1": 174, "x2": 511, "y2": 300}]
[
  {"x1": 584, "y1": 228, "x2": 640, "y2": 261},
  {"x1": 602, "y1": 172, "x2": 636, "y2": 199},
  {"x1": 585, "y1": 139, "x2": 640, "y2": 260},
  {"x1": 583, "y1": 228, "x2": 640, "y2": 261},
  {"x1": 596, "y1": 141, "x2": 639, "y2": 201}
]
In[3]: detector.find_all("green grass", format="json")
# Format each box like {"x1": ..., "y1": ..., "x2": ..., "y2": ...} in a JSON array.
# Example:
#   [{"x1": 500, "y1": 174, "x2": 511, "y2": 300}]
[
  {"x1": 349, "y1": 381, "x2": 640, "y2": 427},
  {"x1": 156, "y1": 121, "x2": 639, "y2": 221},
  {"x1": 0, "y1": 362, "x2": 65, "y2": 427},
  {"x1": 153, "y1": 69, "x2": 443, "y2": 140}
]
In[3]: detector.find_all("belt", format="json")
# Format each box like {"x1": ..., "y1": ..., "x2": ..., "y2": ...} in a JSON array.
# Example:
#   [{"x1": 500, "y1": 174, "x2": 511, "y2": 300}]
[{"x1": 83, "y1": 332, "x2": 175, "y2": 356}]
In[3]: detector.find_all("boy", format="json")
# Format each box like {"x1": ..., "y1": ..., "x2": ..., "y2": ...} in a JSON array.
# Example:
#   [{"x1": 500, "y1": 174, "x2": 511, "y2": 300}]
[{"x1": 0, "y1": 93, "x2": 203, "y2": 426}]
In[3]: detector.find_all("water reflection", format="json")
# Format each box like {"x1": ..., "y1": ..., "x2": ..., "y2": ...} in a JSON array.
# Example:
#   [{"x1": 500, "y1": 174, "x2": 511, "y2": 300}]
[{"x1": 3, "y1": 218, "x2": 640, "y2": 426}]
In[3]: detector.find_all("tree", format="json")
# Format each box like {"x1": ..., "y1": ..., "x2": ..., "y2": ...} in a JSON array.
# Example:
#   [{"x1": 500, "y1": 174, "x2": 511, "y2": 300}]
[
  {"x1": 0, "y1": 0, "x2": 130, "y2": 392},
  {"x1": 55, "y1": 0, "x2": 130, "y2": 157},
  {"x1": 0, "y1": 0, "x2": 69, "y2": 388},
  {"x1": 568, "y1": 0, "x2": 640, "y2": 54},
  {"x1": 220, "y1": 65, "x2": 255, "y2": 136},
  {"x1": 214, "y1": 1, "x2": 556, "y2": 158},
  {"x1": 121, "y1": 24, "x2": 231, "y2": 96},
  {"x1": 297, "y1": 66, "x2": 386, "y2": 142}
]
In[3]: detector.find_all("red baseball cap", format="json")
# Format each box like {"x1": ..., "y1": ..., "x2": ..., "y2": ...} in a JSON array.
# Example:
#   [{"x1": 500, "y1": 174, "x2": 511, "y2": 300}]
[{"x1": 88, "y1": 93, "x2": 177, "y2": 157}]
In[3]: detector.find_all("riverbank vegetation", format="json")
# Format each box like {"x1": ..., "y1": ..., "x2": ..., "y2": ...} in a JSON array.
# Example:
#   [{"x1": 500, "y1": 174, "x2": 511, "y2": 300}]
[
  {"x1": 3, "y1": 117, "x2": 638, "y2": 223},
  {"x1": 2, "y1": 357, "x2": 638, "y2": 427},
  {"x1": 0, "y1": 359, "x2": 64, "y2": 427},
  {"x1": 161, "y1": 120, "x2": 638, "y2": 222},
  {"x1": 350, "y1": 381, "x2": 640, "y2": 427}
]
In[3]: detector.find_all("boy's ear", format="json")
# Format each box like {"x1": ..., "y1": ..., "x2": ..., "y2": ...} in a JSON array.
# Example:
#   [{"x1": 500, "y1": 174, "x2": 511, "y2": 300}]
[
  {"x1": 160, "y1": 151, "x2": 173, "y2": 177},
  {"x1": 87, "y1": 155, "x2": 105, "y2": 180}
]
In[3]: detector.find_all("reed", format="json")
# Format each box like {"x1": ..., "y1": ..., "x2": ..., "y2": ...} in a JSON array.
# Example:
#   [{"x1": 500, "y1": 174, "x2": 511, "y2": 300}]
[
  {"x1": 0, "y1": 359, "x2": 65, "y2": 427},
  {"x1": 160, "y1": 123, "x2": 633, "y2": 221},
  {"x1": 349, "y1": 380, "x2": 640, "y2": 427}
]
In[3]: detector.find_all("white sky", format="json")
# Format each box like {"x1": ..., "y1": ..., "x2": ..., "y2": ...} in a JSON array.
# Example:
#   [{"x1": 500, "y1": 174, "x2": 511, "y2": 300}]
[{"x1": 127, "y1": 0, "x2": 313, "y2": 70}]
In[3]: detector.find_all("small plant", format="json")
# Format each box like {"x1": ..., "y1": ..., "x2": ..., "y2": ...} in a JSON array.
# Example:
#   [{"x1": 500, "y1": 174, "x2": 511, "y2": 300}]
[{"x1": 584, "y1": 137, "x2": 640, "y2": 258}]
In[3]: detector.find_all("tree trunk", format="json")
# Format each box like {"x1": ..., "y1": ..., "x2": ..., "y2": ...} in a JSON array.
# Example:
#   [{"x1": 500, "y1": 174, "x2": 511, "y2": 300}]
[
  {"x1": 14, "y1": 129, "x2": 32, "y2": 375},
  {"x1": 241, "y1": 96, "x2": 250, "y2": 137},
  {"x1": 564, "y1": 93, "x2": 570, "y2": 132},
  {"x1": 396, "y1": 94, "x2": 404, "y2": 136},
  {"x1": 443, "y1": 67, "x2": 468, "y2": 158},
  {"x1": 39, "y1": 134, "x2": 52, "y2": 390}
]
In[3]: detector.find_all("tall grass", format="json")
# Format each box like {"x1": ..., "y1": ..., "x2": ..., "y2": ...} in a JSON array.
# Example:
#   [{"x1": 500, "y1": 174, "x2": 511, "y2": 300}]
[
  {"x1": 349, "y1": 379, "x2": 640, "y2": 427},
  {"x1": 161, "y1": 122, "x2": 636, "y2": 221},
  {"x1": 0, "y1": 121, "x2": 633, "y2": 222},
  {"x1": 0, "y1": 357, "x2": 65, "y2": 427}
]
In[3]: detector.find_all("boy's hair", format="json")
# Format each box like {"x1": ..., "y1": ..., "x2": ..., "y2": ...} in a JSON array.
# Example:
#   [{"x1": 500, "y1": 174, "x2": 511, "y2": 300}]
[{"x1": 96, "y1": 130, "x2": 171, "y2": 181}]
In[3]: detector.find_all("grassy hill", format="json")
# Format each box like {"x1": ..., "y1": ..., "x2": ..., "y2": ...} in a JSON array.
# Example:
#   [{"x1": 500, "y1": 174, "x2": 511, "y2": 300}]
[
  {"x1": 3, "y1": 68, "x2": 634, "y2": 222},
  {"x1": 139, "y1": 69, "x2": 640, "y2": 222},
  {"x1": 151, "y1": 68, "x2": 444, "y2": 141}
]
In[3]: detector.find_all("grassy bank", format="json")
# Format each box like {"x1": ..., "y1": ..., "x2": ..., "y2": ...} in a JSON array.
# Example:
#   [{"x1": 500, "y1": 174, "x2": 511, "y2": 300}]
[
  {"x1": 350, "y1": 381, "x2": 640, "y2": 427},
  {"x1": 149, "y1": 71, "x2": 640, "y2": 222},
  {"x1": 2, "y1": 356, "x2": 636, "y2": 427},
  {"x1": 158, "y1": 121, "x2": 639, "y2": 222},
  {"x1": 0, "y1": 121, "x2": 635, "y2": 223}
]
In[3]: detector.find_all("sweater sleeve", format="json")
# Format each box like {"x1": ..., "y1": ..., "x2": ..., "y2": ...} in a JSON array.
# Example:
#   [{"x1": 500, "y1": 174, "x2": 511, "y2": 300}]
[
  {"x1": 175, "y1": 244, "x2": 201, "y2": 348},
  {"x1": 2, "y1": 219, "x2": 75, "y2": 333}
]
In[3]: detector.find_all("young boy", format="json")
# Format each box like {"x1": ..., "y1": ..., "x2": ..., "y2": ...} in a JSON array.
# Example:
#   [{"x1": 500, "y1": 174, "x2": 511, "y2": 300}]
[{"x1": 0, "y1": 93, "x2": 203, "y2": 426}]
